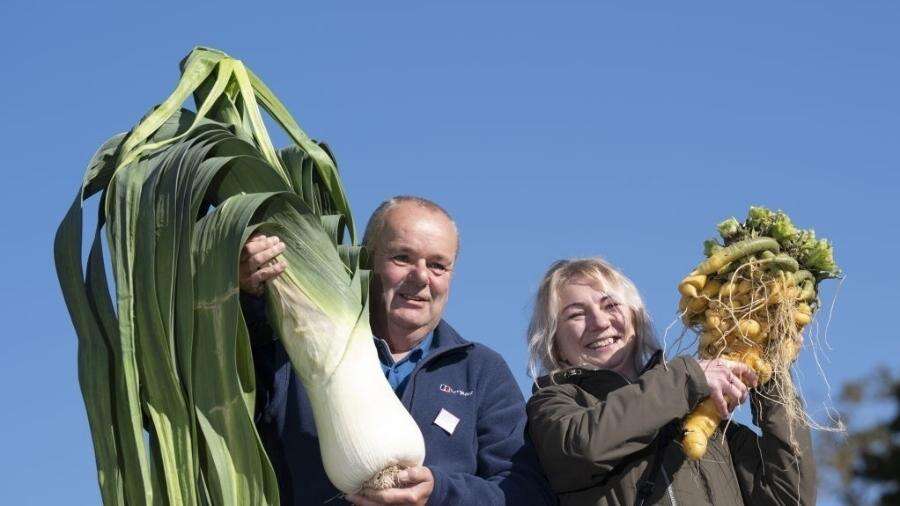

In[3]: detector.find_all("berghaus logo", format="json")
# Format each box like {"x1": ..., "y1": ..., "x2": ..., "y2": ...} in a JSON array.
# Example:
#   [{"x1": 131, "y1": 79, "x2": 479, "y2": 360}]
[{"x1": 439, "y1": 384, "x2": 474, "y2": 397}]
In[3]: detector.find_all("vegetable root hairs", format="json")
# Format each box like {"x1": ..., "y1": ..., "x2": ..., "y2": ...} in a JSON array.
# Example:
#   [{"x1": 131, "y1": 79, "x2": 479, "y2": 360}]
[
  {"x1": 361, "y1": 464, "x2": 403, "y2": 490},
  {"x1": 675, "y1": 208, "x2": 844, "y2": 460},
  {"x1": 679, "y1": 258, "x2": 844, "y2": 457}
]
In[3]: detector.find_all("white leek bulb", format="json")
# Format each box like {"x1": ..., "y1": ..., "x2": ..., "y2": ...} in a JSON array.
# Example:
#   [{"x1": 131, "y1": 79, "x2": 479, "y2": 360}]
[{"x1": 267, "y1": 273, "x2": 425, "y2": 494}]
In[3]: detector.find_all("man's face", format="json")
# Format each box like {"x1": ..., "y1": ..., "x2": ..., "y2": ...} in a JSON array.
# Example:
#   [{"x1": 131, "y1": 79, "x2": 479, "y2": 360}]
[{"x1": 370, "y1": 203, "x2": 458, "y2": 342}]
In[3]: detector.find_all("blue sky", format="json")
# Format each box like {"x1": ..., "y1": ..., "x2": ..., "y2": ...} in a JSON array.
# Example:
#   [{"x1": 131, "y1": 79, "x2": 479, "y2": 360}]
[{"x1": 1, "y1": 1, "x2": 897, "y2": 503}]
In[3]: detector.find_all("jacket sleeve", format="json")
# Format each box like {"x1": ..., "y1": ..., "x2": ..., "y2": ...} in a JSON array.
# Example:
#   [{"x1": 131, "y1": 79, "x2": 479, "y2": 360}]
[
  {"x1": 240, "y1": 292, "x2": 276, "y2": 347},
  {"x1": 239, "y1": 293, "x2": 280, "y2": 421},
  {"x1": 427, "y1": 352, "x2": 557, "y2": 506},
  {"x1": 526, "y1": 357, "x2": 710, "y2": 491},
  {"x1": 726, "y1": 383, "x2": 817, "y2": 506}
]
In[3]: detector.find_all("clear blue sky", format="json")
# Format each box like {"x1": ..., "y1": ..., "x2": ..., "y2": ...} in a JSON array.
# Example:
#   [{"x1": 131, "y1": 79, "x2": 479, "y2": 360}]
[{"x1": 2, "y1": 1, "x2": 897, "y2": 503}]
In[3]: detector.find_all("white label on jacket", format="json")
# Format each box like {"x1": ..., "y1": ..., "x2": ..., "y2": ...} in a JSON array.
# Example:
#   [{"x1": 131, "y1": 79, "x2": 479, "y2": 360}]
[{"x1": 434, "y1": 408, "x2": 459, "y2": 435}]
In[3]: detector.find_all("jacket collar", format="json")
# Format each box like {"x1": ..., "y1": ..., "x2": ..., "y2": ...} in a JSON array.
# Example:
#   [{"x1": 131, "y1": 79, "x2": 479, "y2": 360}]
[
  {"x1": 427, "y1": 319, "x2": 473, "y2": 357},
  {"x1": 534, "y1": 350, "x2": 665, "y2": 391}
]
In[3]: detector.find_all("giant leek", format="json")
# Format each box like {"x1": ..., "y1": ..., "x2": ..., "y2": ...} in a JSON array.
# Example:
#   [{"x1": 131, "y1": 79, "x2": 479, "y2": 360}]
[
  {"x1": 266, "y1": 241, "x2": 425, "y2": 493},
  {"x1": 55, "y1": 46, "x2": 424, "y2": 505}
]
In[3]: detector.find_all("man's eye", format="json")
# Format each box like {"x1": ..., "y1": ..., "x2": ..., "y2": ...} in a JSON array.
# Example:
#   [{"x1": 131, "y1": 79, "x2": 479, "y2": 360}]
[
  {"x1": 428, "y1": 262, "x2": 447, "y2": 273},
  {"x1": 392, "y1": 255, "x2": 411, "y2": 264}
]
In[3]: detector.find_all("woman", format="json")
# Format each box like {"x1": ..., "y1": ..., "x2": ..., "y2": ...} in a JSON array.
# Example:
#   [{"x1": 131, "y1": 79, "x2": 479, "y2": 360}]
[{"x1": 526, "y1": 258, "x2": 816, "y2": 505}]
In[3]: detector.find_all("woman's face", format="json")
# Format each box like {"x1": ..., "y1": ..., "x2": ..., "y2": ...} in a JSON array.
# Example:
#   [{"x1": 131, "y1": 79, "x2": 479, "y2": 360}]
[{"x1": 554, "y1": 278, "x2": 638, "y2": 378}]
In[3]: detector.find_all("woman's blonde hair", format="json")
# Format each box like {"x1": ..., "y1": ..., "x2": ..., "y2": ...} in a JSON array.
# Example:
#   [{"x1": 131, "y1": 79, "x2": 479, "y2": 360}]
[{"x1": 526, "y1": 257, "x2": 660, "y2": 380}]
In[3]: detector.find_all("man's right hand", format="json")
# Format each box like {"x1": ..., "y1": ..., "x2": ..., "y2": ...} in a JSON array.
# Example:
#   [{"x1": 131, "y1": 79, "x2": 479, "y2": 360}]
[
  {"x1": 696, "y1": 358, "x2": 758, "y2": 418},
  {"x1": 239, "y1": 234, "x2": 287, "y2": 296}
]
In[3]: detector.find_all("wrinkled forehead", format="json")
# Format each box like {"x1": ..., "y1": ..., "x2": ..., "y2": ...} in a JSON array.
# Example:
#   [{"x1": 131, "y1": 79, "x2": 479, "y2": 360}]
[{"x1": 379, "y1": 205, "x2": 459, "y2": 254}]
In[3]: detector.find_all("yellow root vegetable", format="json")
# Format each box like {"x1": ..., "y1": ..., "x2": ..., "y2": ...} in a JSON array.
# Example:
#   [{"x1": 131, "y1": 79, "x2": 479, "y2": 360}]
[
  {"x1": 780, "y1": 270, "x2": 797, "y2": 286},
  {"x1": 680, "y1": 295, "x2": 708, "y2": 315},
  {"x1": 719, "y1": 281, "x2": 738, "y2": 298},
  {"x1": 688, "y1": 297, "x2": 708, "y2": 313},
  {"x1": 684, "y1": 340, "x2": 775, "y2": 458},
  {"x1": 680, "y1": 207, "x2": 840, "y2": 461},
  {"x1": 725, "y1": 294, "x2": 750, "y2": 310},
  {"x1": 738, "y1": 319, "x2": 761, "y2": 340},
  {"x1": 798, "y1": 281, "x2": 816, "y2": 302},
  {"x1": 705, "y1": 312, "x2": 722, "y2": 330},
  {"x1": 751, "y1": 331, "x2": 770, "y2": 345},
  {"x1": 701, "y1": 280, "x2": 722, "y2": 298},
  {"x1": 766, "y1": 283, "x2": 785, "y2": 304},
  {"x1": 727, "y1": 346, "x2": 772, "y2": 384},
  {"x1": 699, "y1": 330, "x2": 724, "y2": 349},
  {"x1": 681, "y1": 255, "x2": 800, "y2": 459},
  {"x1": 679, "y1": 273, "x2": 707, "y2": 298},
  {"x1": 682, "y1": 399, "x2": 720, "y2": 460}
]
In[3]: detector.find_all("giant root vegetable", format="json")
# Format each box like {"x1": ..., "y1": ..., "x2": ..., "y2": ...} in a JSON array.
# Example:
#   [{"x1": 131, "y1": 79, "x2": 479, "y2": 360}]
[{"x1": 678, "y1": 207, "x2": 840, "y2": 460}]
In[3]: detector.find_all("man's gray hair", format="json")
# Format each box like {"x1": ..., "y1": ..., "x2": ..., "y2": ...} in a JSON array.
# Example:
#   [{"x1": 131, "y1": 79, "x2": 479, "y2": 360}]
[{"x1": 362, "y1": 195, "x2": 459, "y2": 257}]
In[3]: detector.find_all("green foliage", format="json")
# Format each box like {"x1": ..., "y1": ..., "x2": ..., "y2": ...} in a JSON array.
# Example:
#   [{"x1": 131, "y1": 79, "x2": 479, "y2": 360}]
[
  {"x1": 713, "y1": 206, "x2": 841, "y2": 281},
  {"x1": 703, "y1": 239, "x2": 722, "y2": 258},
  {"x1": 716, "y1": 217, "x2": 741, "y2": 240},
  {"x1": 55, "y1": 47, "x2": 361, "y2": 505}
]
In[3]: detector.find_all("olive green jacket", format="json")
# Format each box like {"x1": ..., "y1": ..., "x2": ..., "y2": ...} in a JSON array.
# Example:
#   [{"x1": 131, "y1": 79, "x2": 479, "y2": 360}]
[{"x1": 526, "y1": 355, "x2": 816, "y2": 506}]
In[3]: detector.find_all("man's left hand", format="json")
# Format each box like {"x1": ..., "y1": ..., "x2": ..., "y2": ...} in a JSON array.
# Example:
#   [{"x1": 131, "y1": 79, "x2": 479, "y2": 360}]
[{"x1": 346, "y1": 466, "x2": 434, "y2": 506}]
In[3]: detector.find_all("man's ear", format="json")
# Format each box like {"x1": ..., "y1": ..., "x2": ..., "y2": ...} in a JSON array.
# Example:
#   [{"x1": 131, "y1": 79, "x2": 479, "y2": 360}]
[
  {"x1": 368, "y1": 271, "x2": 386, "y2": 336},
  {"x1": 368, "y1": 269, "x2": 382, "y2": 297}
]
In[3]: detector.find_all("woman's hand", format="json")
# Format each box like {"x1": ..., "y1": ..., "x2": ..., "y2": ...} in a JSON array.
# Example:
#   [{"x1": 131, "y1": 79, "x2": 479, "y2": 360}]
[
  {"x1": 696, "y1": 358, "x2": 759, "y2": 418},
  {"x1": 239, "y1": 234, "x2": 287, "y2": 296}
]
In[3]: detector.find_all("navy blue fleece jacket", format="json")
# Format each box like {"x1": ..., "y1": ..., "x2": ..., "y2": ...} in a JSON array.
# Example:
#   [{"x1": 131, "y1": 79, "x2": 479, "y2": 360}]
[{"x1": 243, "y1": 296, "x2": 555, "y2": 506}]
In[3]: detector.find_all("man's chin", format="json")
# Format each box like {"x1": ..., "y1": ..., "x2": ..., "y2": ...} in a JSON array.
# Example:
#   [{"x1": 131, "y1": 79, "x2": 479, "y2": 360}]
[{"x1": 388, "y1": 312, "x2": 433, "y2": 333}]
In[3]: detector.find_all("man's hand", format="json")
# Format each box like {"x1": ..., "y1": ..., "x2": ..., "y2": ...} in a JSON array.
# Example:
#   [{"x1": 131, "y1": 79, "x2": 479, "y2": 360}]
[
  {"x1": 239, "y1": 234, "x2": 287, "y2": 296},
  {"x1": 346, "y1": 467, "x2": 434, "y2": 506},
  {"x1": 696, "y1": 358, "x2": 758, "y2": 418}
]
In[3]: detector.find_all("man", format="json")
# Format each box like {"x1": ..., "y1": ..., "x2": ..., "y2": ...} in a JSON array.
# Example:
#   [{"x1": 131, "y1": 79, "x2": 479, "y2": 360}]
[{"x1": 240, "y1": 196, "x2": 555, "y2": 505}]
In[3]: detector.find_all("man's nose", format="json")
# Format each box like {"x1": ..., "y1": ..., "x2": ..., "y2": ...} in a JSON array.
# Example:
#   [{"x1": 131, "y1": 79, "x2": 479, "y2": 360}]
[{"x1": 409, "y1": 259, "x2": 430, "y2": 285}]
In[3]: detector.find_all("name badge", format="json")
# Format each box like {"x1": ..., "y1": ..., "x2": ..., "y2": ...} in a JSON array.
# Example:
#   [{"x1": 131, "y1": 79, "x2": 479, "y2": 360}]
[{"x1": 434, "y1": 408, "x2": 459, "y2": 435}]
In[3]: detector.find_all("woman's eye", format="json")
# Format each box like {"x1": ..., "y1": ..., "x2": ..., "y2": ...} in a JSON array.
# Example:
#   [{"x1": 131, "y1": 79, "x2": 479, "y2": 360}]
[{"x1": 567, "y1": 312, "x2": 585, "y2": 320}]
